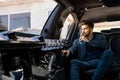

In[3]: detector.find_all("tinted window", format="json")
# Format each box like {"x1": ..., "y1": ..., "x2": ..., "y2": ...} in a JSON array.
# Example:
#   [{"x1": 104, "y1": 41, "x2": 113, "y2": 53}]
[
  {"x1": 94, "y1": 21, "x2": 120, "y2": 32},
  {"x1": 10, "y1": 13, "x2": 30, "y2": 31},
  {"x1": 0, "y1": 15, "x2": 8, "y2": 31},
  {"x1": 60, "y1": 14, "x2": 75, "y2": 39}
]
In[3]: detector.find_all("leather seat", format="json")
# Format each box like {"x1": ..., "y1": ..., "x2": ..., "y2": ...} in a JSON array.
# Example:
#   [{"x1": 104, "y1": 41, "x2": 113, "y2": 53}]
[{"x1": 109, "y1": 36, "x2": 120, "y2": 79}]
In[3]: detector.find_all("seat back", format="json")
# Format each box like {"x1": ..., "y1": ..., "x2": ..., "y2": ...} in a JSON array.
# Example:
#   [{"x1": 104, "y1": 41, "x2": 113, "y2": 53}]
[
  {"x1": 110, "y1": 28, "x2": 120, "y2": 33},
  {"x1": 109, "y1": 36, "x2": 120, "y2": 64}
]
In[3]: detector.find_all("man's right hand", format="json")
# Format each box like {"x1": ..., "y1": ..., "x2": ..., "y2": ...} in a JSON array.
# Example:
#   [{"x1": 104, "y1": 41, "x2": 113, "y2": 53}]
[{"x1": 61, "y1": 50, "x2": 70, "y2": 56}]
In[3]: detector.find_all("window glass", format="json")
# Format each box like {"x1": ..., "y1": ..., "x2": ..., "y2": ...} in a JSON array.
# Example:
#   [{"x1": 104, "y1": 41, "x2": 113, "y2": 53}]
[
  {"x1": 0, "y1": 15, "x2": 8, "y2": 31},
  {"x1": 60, "y1": 14, "x2": 75, "y2": 39},
  {"x1": 94, "y1": 21, "x2": 120, "y2": 32},
  {"x1": 31, "y1": 0, "x2": 57, "y2": 31},
  {"x1": 10, "y1": 13, "x2": 30, "y2": 31}
]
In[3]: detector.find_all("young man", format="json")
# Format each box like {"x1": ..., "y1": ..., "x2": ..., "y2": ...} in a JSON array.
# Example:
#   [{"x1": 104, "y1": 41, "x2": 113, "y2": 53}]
[{"x1": 62, "y1": 20, "x2": 113, "y2": 80}]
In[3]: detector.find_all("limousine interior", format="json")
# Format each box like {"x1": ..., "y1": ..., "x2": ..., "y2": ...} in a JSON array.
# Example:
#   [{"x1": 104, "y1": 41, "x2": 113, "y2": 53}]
[{"x1": 0, "y1": 0, "x2": 120, "y2": 80}]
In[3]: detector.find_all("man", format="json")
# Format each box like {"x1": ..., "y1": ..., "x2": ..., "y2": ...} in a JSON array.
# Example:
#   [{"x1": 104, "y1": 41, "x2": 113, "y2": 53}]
[{"x1": 62, "y1": 20, "x2": 113, "y2": 80}]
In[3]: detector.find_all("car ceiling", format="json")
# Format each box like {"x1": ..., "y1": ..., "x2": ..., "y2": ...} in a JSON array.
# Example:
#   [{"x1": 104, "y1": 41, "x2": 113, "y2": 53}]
[
  {"x1": 69, "y1": 0, "x2": 120, "y2": 9},
  {"x1": 55, "y1": 0, "x2": 120, "y2": 22}
]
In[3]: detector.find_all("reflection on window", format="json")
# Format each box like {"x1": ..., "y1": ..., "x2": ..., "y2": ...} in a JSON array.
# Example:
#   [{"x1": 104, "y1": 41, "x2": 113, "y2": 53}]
[
  {"x1": 60, "y1": 14, "x2": 75, "y2": 39},
  {"x1": 0, "y1": 15, "x2": 8, "y2": 31},
  {"x1": 10, "y1": 13, "x2": 30, "y2": 31},
  {"x1": 94, "y1": 21, "x2": 120, "y2": 32}
]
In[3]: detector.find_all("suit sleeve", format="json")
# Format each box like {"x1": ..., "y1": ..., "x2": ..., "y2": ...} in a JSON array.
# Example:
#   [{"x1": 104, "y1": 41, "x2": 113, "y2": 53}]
[{"x1": 68, "y1": 39, "x2": 79, "y2": 55}]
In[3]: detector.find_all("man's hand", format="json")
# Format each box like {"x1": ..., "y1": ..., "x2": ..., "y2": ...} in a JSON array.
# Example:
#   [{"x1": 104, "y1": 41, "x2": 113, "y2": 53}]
[
  {"x1": 61, "y1": 50, "x2": 70, "y2": 56},
  {"x1": 80, "y1": 36, "x2": 89, "y2": 42}
]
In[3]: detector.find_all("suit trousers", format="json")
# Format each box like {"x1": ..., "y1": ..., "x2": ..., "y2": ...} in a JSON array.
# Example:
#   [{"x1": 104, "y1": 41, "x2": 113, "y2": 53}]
[{"x1": 70, "y1": 49, "x2": 113, "y2": 80}]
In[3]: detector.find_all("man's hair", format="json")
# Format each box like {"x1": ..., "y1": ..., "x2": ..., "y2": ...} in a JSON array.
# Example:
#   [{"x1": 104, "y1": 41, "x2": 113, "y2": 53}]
[{"x1": 79, "y1": 20, "x2": 94, "y2": 29}]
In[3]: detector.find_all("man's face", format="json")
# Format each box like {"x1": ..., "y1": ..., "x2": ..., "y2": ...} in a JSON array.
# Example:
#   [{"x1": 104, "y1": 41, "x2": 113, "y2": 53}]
[{"x1": 80, "y1": 24, "x2": 93, "y2": 37}]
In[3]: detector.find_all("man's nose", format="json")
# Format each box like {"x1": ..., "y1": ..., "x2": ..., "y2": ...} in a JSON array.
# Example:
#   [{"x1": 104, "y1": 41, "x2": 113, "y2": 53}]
[{"x1": 82, "y1": 30, "x2": 85, "y2": 33}]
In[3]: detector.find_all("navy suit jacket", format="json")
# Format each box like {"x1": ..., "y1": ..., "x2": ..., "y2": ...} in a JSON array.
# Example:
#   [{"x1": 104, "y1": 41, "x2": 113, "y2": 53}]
[{"x1": 68, "y1": 33, "x2": 108, "y2": 61}]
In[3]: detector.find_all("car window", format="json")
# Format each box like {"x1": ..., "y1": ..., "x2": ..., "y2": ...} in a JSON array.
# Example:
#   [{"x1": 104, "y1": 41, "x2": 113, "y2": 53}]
[
  {"x1": 60, "y1": 14, "x2": 75, "y2": 39},
  {"x1": 94, "y1": 21, "x2": 120, "y2": 32},
  {"x1": 31, "y1": 0, "x2": 57, "y2": 31}
]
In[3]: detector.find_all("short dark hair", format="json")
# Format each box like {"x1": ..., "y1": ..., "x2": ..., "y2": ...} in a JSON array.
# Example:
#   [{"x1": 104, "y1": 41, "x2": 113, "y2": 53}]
[{"x1": 79, "y1": 20, "x2": 94, "y2": 29}]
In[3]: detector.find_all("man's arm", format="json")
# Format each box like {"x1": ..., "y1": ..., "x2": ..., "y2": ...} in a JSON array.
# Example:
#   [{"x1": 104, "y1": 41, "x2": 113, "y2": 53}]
[
  {"x1": 62, "y1": 39, "x2": 79, "y2": 56},
  {"x1": 68, "y1": 39, "x2": 79, "y2": 54}
]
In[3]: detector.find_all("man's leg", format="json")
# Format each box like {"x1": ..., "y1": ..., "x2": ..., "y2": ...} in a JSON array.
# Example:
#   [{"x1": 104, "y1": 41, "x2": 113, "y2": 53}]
[
  {"x1": 70, "y1": 59, "x2": 96, "y2": 80},
  {"x1": 92, "y1": 49, "x2": 113, "y2": 80}
]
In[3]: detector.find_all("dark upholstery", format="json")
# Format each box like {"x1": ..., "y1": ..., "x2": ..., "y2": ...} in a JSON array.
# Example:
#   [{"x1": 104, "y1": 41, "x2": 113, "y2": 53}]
[
  {"x1": 110, "y1": 37, "x2": 120, "y2": 64},
  {"x1": 101, "y1": 30, "x2": 111, "y2": 33},
  {"x1": 102, "y1": 32, "x2": 120, "y2": 42},
  {"x1": 110, "y1": 28, "x2": 120, "y2": 33},
  {"x1": 109, "y1": 36, "x2": 120, "y2": 79}
]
